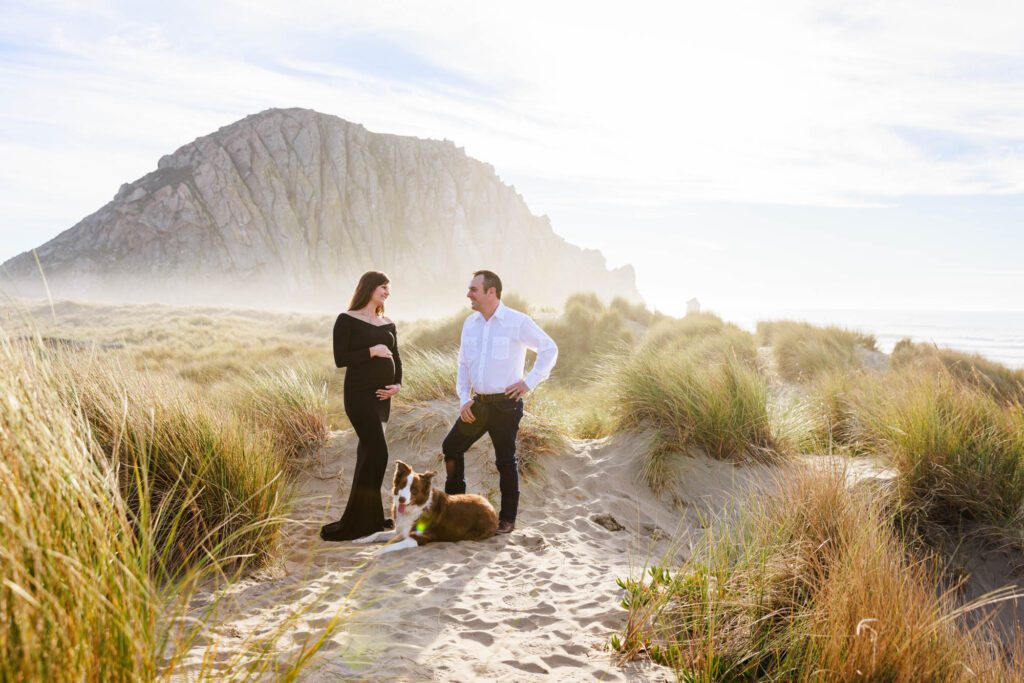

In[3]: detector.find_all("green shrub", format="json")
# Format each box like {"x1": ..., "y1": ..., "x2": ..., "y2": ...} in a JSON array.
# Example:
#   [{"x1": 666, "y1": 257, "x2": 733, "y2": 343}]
[{"x1": 609, "y1": 296, "x2": 662, "y2": 325}]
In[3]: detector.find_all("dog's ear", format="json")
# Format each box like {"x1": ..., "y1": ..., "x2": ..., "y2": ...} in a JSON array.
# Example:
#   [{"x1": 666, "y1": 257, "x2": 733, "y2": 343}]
[
  {"x1": 394, "y1": 461, "x2": 412, "y2": 487},
  {"x1": 421, "y1": 470, "x2": 437, "y2": 486}
]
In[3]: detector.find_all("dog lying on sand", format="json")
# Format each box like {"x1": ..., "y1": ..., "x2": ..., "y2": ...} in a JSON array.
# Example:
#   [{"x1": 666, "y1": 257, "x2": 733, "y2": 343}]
[{"x1": 353, "y1": 460, "x2": 498, "y2": 554}]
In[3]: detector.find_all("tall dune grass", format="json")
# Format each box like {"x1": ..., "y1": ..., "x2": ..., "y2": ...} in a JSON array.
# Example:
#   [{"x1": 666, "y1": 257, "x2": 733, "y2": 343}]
[
  {"x1": 1, "y1": 335, "x2": 157, "y2": 681},
  {"x1": 544, "y1": 292, "x2": 635, "y2": 382},
  {"x1": 1, "y1": 332, "x2": 341, "y2": 680},
  {"x1": 759, "y1": 320, "x2": 877, "y2": 382},
  {"x1": 611, "y1": 343, "x2": 781, "y2": 491},
  {"x1": 799, "y1": 369, "x2": 874, "y2": 454},
  {"x1": 614, "y1": 467, "x2": 1021, "y2": 680},
  {"x1": 398, "y1": 348, "x2": 459, "y2": 403},
  {"x1": 892, "y1": 338, "x2": 1024, "y2": 405},
  {"x1": 63, "y1": 358, "x2": 291, "y2": 574},
  {"x1": 857, "y1": 368, "x2": 1024, "y2": 543},
  {"x1": 606, "y1": 318, "x2": 779, "y2": 491},
  {"x1": 236, "y1": 364, "x2": 330, "y2": 461},
  {"x1": 643, "y1": 312, "x2": 758, "y2": 366}
]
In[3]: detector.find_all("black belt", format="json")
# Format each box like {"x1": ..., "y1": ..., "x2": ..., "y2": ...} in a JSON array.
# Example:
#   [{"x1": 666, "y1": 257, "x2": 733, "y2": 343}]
[{"x1": 474, "y1": 392, "x2": 513, "y2": 403}]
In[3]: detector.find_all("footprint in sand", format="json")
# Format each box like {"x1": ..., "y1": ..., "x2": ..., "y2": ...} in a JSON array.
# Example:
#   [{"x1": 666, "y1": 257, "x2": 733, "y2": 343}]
[
  {"x1": 502, "y1": 658, "x2": 549, "y2": 674},
  {"x1": 461, "y1": 630, "x2": 495, "y2": 646}
]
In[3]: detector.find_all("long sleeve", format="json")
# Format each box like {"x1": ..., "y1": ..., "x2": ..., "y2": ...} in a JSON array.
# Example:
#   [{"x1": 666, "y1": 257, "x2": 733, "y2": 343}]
[
  {"x1": 392, "y1": 326, "x2": 403, "y2": 385},
  {"x1": 332, "y1": 315, "x2": 371, "y2": 368},
  {"x1": 522, "y1": 316, "x2": 558, "y2": 390},
  {"x1": 456, "y1": 319, "x2": 473, "y2": 407}
]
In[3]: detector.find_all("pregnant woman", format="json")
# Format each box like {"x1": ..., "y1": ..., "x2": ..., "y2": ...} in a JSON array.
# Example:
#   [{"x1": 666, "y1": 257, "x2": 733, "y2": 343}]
[{"x1": 320, "y1": 271, "x2": 403, "y2": 542}]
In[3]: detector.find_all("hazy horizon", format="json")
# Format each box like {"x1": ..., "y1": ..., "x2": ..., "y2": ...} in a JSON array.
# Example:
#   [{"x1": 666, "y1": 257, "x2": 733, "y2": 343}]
[{"x1": 3, "y1": 1, "x2": 1024, "y2": 315}]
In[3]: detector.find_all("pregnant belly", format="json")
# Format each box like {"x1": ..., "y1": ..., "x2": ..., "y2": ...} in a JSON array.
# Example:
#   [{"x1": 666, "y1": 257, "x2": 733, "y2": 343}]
[{"x1": 358, "y1": 356, "x2": 396, "y2": 389}]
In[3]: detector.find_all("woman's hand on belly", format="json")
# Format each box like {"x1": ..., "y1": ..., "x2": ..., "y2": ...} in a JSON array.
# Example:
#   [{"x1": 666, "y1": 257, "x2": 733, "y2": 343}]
[
  {"x1": 369, "y1": 344, "x2": 393, "y2": 359},
  {"x1": 376, "y1": 384, "x2": 401, "y2": 400}
]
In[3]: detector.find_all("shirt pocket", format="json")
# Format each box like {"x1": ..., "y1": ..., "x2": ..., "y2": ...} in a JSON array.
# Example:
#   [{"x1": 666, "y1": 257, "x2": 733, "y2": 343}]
[
  {"x1": 462, "y1": 337, "x2": 480, "y2": 361},
  {"x1": 491, "y1": 336, "x2": 510, "y2": 360}
]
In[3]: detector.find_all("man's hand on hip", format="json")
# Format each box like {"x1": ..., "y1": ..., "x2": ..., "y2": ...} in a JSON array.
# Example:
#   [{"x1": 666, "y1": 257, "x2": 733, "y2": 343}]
[
  {"x1": 504, "y1": 380, "x2": 529, "y2": 400},
  {"x1": 460, "y1": 400, "x2": 476, "y2": 423}
]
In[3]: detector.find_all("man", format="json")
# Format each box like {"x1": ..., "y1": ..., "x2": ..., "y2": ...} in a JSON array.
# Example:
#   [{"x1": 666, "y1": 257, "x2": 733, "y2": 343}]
[{"x1": 441, "y1": 270, "x2": 558, "y2": 534}]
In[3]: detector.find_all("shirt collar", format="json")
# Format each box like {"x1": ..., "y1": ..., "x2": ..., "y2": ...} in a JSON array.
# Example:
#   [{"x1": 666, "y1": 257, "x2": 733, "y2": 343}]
[{"x1": 470, "y1": 301, "x2": 506, "y2": 324}]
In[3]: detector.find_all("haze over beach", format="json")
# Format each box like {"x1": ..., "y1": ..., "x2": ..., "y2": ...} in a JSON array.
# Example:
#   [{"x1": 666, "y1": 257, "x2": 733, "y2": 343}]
[
  {"x1": 4, "y1": 1, "x2": 1024, "y2": 365},
  {"x1": 4, "y1": 2, "x2": 1024, "y2": 682}
]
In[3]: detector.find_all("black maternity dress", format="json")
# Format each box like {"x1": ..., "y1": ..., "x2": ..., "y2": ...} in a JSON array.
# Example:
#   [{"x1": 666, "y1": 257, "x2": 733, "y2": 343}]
[{"x1": 320, "y1": 313, "x2": 403, "y2": 542}]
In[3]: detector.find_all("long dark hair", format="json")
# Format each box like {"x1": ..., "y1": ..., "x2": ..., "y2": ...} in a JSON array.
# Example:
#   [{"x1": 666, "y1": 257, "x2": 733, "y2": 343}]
[{"x1": 348, "y1": 271, "x2": 390, "y2": 316}]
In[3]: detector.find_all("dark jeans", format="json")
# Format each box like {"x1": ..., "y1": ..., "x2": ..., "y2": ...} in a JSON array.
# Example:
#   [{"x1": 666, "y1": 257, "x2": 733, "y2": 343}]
[{"x1": 442, "y1": 397, "x2": 524, "y2": 522}]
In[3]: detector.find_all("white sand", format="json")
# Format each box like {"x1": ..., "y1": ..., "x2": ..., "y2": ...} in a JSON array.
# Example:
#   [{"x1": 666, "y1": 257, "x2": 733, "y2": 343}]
[{"x1": 174, "y1": 403, "x2": 787, "y2": 681}]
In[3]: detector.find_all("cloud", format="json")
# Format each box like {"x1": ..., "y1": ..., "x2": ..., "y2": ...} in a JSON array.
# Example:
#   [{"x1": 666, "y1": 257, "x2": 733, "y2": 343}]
[{"x1": 2, "y1": 0, "x2": 1024, "y2": 309}]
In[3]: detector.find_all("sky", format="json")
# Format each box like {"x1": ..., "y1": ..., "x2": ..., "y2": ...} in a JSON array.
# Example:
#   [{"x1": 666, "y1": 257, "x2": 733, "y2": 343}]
[{"x1": 2, "y1": 0, "x2": 1024, "y2": 316}]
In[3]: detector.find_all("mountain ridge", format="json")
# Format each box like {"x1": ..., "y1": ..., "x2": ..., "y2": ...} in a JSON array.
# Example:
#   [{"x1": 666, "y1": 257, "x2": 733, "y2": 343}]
[{"x1": 1, "y1": 107, "x2": 639, "y2": 315}]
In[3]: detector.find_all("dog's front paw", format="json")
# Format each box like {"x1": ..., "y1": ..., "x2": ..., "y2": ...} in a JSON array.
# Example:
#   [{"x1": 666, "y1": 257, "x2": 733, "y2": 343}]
[
  {"x1": 354, "y1": 530, "x2": 395, "y2": 544},
  {"x1": 375, "y1": 537, "x2": 418, "y2": 555}
]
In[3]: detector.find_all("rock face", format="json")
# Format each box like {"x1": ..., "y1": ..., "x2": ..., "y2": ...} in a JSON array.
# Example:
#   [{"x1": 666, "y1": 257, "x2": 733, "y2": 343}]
[{"x1": 1, "y1": 108, "x2": 638, "y2": 315}]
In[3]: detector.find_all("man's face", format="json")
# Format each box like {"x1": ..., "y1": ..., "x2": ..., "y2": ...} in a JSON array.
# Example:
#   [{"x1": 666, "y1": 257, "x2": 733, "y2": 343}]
[{"x1": 467, "y1": 275, "x2": 492, "y2": 311}]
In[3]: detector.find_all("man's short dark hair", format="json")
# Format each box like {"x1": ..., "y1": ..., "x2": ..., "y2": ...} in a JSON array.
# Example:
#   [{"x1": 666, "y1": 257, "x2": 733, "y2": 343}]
[{"x1": 473, "y1": 270, "x2": 502, "y2": 299}]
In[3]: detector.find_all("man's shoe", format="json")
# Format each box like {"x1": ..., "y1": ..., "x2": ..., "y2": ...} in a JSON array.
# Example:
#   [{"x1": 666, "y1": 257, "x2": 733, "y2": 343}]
[{"x1": 496, "y1": 520, "x2": 515, "y2": 535}]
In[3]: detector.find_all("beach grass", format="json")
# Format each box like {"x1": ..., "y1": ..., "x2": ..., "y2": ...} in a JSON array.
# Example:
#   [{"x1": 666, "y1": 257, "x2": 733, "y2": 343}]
[
  {"x1": 856, "y1": 367, "x2": 1024, "y2": 545},
  {"x1": 9, "y1": 295, "x2": 1024, "y2": 679},
  {"x1": 1, "y1": 333, "x2": 158, "y2": 681},
  {"x1": 614, "y1": 466, "x2": 1021, "y2": 681},
  {"x1": 644, "y1": 312, "x2": 757, "y2": 362},
  {"x1": 0, "y1": 331, "x2": 341, "y2": 681},
  {"x1": 64, "y1": 358, "x2": 291, "y2": 574},
  {"x1": 610, "y1": 339, "x2": 781, "y2": 491},
  {"x1": 397, "y1": 348, "x2": 459, "y2": 403},
  {"x1": 892, "y1": 338, "x2": 1024, "y2": 405},
  {"x1": 235, "y1": 363, "x2": 331, "y2": 462},
  {"x1": 544, "y1": 292, "x2": 636, "y2": 383},
  {"x1": 759, "y1": 320, "x2": 877, "y2": 382}
]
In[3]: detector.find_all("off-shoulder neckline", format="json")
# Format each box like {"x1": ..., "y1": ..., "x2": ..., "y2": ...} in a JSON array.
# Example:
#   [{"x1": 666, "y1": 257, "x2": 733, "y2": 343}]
[{"x1": 341, "y1": 312, "x2": 395, "y2": 328}]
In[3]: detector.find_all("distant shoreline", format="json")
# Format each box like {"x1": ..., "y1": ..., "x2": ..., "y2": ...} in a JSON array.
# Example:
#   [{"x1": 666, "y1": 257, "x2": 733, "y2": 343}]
[{"x1": 718, "y1": 308, "x2": 1024, "y2": 369}]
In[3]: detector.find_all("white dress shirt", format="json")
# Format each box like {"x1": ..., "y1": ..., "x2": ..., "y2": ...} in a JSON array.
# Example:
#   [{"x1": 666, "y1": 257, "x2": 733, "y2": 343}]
[{"x1": 456, "y1": 302, "x2": 559, "y2": 407}]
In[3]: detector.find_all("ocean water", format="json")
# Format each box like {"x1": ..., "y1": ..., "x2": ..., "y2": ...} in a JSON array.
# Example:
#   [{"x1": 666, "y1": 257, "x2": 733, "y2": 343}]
[{"x1": 720, "y1": 309, "x2": 1024, "y2": 370}]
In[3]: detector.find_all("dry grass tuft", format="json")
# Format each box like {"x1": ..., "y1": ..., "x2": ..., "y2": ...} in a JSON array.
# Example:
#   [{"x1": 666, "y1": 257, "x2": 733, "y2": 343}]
[
  {"x1": 236, "y1": 364, "x2": 330, "y2": 461},
  {"x1": 892, "y1": 338, "x2": 1024, "y2": 405},
  {"x1": 614, "y1": 466, "x2": 1022, "y2": 681},
  {"x1": 1, "y1": 334, "x2": 158, "y2": 681},
  {"x1": 856, "y1": 368, "x2": 1024, "y2": 545},
  {"x1": 759, "y1": 320, "x2": 877, "y2": 383}
]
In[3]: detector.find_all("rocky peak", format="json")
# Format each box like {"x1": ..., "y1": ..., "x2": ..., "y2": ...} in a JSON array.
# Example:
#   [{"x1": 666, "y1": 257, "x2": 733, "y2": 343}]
[{"x1": 1, "y1": 108, "x2": 639, "y2": 316}]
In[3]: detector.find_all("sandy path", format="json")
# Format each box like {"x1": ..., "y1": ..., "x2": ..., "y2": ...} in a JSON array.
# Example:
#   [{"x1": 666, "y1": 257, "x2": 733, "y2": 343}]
[{"x1": 177, "y1": 404, "x2": 783, "y2": 681}]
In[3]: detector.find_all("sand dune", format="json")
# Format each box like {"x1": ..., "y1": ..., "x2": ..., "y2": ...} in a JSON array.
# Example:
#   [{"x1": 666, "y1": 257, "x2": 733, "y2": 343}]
[{"x1": 173, "y1": 402, "x2": 791, "y2": 681}]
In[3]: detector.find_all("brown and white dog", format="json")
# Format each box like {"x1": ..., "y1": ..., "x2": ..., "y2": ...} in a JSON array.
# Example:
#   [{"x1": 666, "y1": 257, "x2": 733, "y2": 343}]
[{"x1": 353, "y1": 460, "x2": 498, "y2": 555}]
